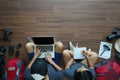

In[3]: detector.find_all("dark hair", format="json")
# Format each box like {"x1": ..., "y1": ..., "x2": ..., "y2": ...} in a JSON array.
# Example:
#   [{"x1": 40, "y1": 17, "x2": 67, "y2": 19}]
[
  {"x1": 74, "y1": 70, "x2": 93, "y2": 80},
  {"x1": 31, "y1": 58, "x2": 48, "y2": 76}
]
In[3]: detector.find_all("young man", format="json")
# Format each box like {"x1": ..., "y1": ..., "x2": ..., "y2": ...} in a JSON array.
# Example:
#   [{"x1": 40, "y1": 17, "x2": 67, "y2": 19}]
[
  {"x1": 24, "y1": 48, "x2": 48, "y2": 80},
  {"x1": 62, "y1": 49, "x2": 98, "y2": 80},
  {"x1": 24, "y1": 37, "x2": 65, "y2": 80}
]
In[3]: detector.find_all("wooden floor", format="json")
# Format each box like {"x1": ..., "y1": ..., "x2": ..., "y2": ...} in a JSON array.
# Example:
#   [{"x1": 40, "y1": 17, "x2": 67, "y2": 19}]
[{"x1": 0, "y1": 0, "x2": 120, "y2": 78}]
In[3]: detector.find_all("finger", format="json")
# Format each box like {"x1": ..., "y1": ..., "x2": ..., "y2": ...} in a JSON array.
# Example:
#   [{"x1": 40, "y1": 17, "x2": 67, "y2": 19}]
[
  {"x1": 46, "y1": 51, "x2": 52, "y2": 57},
  {"x1": 45, "y1": 57, "x2": 47, "y2": 61},
  {"x1": 88, "y1": 49, "x2": 91, "y2": 52},
  {"x1": 47, "y1": 51, "x2": 50, "y2": 55},
  {"x1": 82, "y1": 50, "x2": 88, "y2": 56},
  {"x1": 36, "y1": 47, "x2": 39, "y2": 50},
  {"x1": 44, "y1": 52, "x2": 47, "y2": 57},
  {"x1": 40, "y1": 48, "x2": 43, "y2": 52},
  {"x1": 39, "y1": 47, "x2": 41, "y2": 50},
  {"x1": 45, "y1": 53, "x2": 48, "y2": 60},
  {"x1": 82, "y1": 50, "x2": 86, "y2": 53}
]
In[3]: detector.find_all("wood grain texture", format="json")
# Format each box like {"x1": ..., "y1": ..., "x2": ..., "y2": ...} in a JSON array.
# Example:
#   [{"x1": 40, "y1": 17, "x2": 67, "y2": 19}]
[{"x1": 0, "y1": 0, "x2": 120, "y2": 79}]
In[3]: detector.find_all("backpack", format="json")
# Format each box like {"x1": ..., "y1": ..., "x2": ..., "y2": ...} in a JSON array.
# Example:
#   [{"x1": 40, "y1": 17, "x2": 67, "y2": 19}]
[
  {"x1": 95, "y1": 60, "x2": 120, "y2": 80},
  {"x1": 4, "y1": 58, "x2": 25, "y2": 80}
]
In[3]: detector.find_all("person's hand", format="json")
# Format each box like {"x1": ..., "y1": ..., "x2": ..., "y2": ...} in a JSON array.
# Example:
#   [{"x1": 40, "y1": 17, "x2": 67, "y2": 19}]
[
  {"x1": 82, "y1": 50, "x2": 90, "y2": 59},
  {"x1": 82, "y1": 49, "x2": 97, "y2": 59},
  {"x1": 45, "y1": 51, "x2": 54, "y2": 64},
  {"x1": 27, "y1": 48, "x2": 42, "y2": 69},
  {"x1": 82, "y1": 49, "x2": 98, "y2": 67},
  {"x1": 34, "y1": 47, "x2": 42, "y2": 59}
]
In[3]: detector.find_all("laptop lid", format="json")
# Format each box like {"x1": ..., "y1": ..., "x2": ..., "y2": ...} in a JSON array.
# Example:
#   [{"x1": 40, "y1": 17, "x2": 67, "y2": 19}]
[
  {"x1": 32, "y1": 37, "x2": 55, "y2": 58},
  {"x1": 32, "y1": 37, "x2": 54, "y2": 45}
]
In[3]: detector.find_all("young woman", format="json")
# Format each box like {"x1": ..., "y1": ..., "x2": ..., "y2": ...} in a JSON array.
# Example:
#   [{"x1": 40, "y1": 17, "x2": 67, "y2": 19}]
[{"x1": 63, "y1": 49, "x2": 98, "y2": 80}]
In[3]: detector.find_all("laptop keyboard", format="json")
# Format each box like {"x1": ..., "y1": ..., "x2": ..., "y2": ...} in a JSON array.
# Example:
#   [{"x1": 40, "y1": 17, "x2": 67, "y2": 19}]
[{"x1": 36, "y1": 45, "x2": 53, "y2": 52}]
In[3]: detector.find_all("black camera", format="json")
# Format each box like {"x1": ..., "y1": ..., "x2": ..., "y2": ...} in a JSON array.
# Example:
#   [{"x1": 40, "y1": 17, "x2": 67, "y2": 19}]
[
  {"x1": 0, "y1": 29, "x2": 13, "y2": 42},
  {"x1": 106, "y1": 27, "x2": 120, "y2": 41},
  {"x1": 3, "y1": 29, "x2": 13, "y2": 42},
  {"x1": 0, "y1": 46, "x2": 6, "y2": 55}
]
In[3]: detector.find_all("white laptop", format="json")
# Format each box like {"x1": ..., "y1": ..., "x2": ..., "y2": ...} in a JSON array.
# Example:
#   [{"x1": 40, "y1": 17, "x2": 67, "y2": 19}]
[{"x1": 32, "y1": 37, "x2": 54, "y2": 58}]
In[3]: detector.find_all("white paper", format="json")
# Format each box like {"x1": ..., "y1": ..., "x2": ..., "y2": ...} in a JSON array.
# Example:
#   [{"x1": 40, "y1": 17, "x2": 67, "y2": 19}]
[
  {"x1": 98, "y1": 41, "x2": 112, "y2": 59},
  {"x1": 73, "y1": 47, "x2": 87, "y2": 59}
]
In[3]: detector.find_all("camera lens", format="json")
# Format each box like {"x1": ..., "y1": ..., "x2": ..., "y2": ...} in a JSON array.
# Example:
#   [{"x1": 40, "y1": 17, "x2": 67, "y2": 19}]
[{"x1": 106, "y1": 34, "x2": 117, "y2": 41}]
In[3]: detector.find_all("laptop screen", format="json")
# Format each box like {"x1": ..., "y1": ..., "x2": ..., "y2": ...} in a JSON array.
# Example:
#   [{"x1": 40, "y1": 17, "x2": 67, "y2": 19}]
[{"x1": 32, "y1": 37, "x2": 54, "y2": 44}]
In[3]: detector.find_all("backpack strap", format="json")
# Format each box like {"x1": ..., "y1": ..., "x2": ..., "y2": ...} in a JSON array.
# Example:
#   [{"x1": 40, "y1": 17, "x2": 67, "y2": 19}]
[
  {"x1": 14, "y1": 68, "x2": 20, "y2": 80},
  {"x1": 14, "y1": 60, "x2": 22, "y2": 80}
]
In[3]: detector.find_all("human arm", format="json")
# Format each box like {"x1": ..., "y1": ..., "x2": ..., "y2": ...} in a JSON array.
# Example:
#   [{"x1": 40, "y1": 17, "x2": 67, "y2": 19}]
[
  {"x1": 27, "y1": 48, "x2": 42, "y2": 68},
  {"x1": 65, "y1": 51, "x2": 74, "y2": 69},
  {"x1": 65, "y1": 58, "x2": 74, "y2": 69},
  {"x1": 45, "y1": 52, "x2": 62, "y2": 71},
  {"x1": 82, "y1": 50, "x2": 98, "y2": 68},
  {"x1": 24, "y1": 48, "x2": 42, "y2": 80}
]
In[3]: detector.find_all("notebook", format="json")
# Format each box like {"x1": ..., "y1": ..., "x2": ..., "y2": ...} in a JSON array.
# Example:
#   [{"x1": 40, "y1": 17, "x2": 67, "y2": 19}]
[
  {"x1": 32, "y1": 37, "x2": 54, "y2": 58},
  {"x1": 69, "y1": 41, "x2": 86, "y2": 59},
  {"x1": 98, "y1": 41, "x2": 112, "y2": 59}
]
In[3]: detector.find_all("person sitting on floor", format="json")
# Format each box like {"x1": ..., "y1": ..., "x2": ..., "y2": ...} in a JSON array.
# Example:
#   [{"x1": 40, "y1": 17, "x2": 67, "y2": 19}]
[
  {"x1": 24, "y1": 37, "x2": 65, "y2": 80},
  {"x1": 62, "y1": 49, "x2": 98, "y2": 80},
  {"x1": 24, "y1": 48, "x2": 48, "y2": 80}
]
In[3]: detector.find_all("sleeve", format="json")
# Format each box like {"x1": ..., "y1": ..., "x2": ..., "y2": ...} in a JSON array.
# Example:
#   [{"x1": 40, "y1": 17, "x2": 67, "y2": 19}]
[
  {"x1": 56, "y1": 70, "x2": 65, "y2": 80},
  {"x1": 24, "y1": 68, "x2": 34, "y2": 80},
  {"x1": 89, "y1": 68, "x2": 96, "y2": 80}
]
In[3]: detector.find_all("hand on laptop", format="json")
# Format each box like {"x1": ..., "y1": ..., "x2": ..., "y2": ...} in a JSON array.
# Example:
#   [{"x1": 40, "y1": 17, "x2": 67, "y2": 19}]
[
  {"x1": 34, "y1": 48, "x2": 42, "y2": 59},
  {"x1": 45, "y1": 51, "x2": 53, "y2": 64}
]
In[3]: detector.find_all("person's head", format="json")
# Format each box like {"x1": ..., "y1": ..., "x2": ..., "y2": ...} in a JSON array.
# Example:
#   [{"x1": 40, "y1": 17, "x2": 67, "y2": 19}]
[
  {"x1": 74, "y1": 66, "x2": 93, "y2": 80},
  {"x1": 31, "y1": 59, "x2": 48, "y2": 80}
]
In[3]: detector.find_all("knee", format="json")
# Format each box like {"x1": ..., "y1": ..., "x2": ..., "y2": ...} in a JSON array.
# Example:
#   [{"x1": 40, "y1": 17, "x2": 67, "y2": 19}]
[
  {"x1": 90, "y1": 51, "x2": 98, "y2": 58},
  {"x1": 25, "y1": 43, "x2": 34, "y2": 49},
  {"x1": 63, "y1": 50, "x2": 69, "y2": 54},
  {"x1": 63, "y1": 49, "x2": 71, "y2": 56},
  {"x1": 55, "y1": 42, "x2": 64, "y2": 53},
  {"x1": 55, "y1": 42, "x2": 64, "y2": 49}
]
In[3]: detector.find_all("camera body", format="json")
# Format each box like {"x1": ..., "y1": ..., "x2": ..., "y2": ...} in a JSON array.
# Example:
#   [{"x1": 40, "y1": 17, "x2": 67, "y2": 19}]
[
  {"x1": 0, "y1": 46, "x2": 7, "y2": 55},
  {"x1": 3, "y1": 29, "x2": 13, "y2": 42},
  {"x1": 106, "y1": 27, "x2": 120, "y2": 41},
  {"x1": 108, "y1": 27, "x2": 120, "y2": 63}
]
